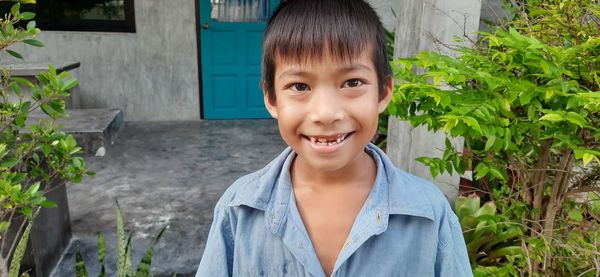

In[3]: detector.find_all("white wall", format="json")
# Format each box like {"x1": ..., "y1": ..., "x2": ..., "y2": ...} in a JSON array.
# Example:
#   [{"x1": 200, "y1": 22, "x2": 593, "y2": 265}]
[{"x1": 2, "y1": 0, "x2": 200, "y2": 121}]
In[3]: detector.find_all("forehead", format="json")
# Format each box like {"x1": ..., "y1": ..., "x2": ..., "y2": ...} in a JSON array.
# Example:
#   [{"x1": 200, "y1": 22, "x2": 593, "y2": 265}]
[{"x1": 273, "y1": 45, "x2": 375, "y2": 74}]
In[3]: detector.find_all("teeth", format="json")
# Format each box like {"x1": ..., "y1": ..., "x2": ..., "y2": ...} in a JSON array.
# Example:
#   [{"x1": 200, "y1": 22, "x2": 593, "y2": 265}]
[{"x1": 308, "y1": 133, "x2": 348, "y2": 146}]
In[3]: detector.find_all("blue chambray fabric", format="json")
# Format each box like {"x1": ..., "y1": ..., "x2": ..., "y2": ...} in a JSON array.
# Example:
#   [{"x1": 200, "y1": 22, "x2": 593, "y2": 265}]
[{"x1": 196, "y1": 144, "x2": 473, "y2": 277}]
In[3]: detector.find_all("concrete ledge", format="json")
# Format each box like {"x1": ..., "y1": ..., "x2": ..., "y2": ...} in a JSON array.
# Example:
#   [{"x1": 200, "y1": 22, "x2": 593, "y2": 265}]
[
  {"x1": 28, "y1": 108, "x2": 124, "y2": 156},
  {"x1": 3, "y1": 61, "x2": 81, "y2": 76}
]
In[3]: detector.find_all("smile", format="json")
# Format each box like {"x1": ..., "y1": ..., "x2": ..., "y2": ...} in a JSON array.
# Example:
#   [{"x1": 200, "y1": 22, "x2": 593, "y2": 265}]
[
  {"x1": 308, "y1": 133, "x2": 349, "y2": 146},
  {"x1": 304, "y1": 132, "x2": 354, "y2": 154}
]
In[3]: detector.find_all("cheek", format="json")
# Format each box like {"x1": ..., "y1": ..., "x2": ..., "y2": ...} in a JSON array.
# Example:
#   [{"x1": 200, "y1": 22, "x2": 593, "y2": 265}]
[{"x1": 275, "y1": 102, "x2": 305, "y2": 134}]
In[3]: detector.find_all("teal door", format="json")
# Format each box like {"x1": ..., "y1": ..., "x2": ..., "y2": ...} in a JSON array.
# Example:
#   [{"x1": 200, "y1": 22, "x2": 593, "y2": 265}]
[{"x1": 200, "y1": 0, "x2": 279, "y2": 119}]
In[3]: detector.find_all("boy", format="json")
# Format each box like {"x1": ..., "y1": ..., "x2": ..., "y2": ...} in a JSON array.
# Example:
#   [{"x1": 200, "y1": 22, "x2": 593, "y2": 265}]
[{"x1": 197, "y1": 0, "x2": 472, "y2": 276}]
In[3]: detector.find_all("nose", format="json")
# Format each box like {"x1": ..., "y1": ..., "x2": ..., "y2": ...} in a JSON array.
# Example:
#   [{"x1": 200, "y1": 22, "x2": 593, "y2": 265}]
[{"x1": 307, "y1": 89, "x2": 345, "y2": 125}]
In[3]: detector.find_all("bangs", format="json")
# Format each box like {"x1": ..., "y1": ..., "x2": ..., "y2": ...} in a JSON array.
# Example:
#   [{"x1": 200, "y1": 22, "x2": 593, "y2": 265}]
[{"x1": 265, "y1": 2, "x2": 373, "y2": 66}]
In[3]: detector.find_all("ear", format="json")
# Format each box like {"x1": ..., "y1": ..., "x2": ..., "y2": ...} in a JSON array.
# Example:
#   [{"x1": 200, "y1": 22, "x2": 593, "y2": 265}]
[
  {"x1": 377, "y1": 76, "x2": 393, "y2": 113},
  {"x1": 263, "y1": 83, "x2": 279, "y2": 119}
]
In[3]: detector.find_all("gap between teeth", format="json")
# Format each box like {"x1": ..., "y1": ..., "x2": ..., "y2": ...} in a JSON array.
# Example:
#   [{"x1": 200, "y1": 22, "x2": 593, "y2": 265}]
[{"x1": 309, "y1": 135, "x2": 346, "y2": 146}]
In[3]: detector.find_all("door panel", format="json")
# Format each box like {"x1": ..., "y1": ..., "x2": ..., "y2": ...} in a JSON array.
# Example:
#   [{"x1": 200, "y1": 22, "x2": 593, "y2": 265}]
[{"x1": 200, "y1": 0, "x2": 279, "y2": 119}]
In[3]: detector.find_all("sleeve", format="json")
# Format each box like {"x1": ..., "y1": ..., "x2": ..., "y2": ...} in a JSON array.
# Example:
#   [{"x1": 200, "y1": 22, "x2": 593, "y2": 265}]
[
  {"x1": 195, "y1": 199, "x2": 235, "y2": 277},
  {"x1": 435, "y1": 205, "x2": 473, "y2": 277}
]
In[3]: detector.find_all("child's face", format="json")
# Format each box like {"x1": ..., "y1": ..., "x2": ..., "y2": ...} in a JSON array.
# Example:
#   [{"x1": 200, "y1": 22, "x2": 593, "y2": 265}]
[{"x1": 264, "y1": 48, "x2": 392, "y2": 173}]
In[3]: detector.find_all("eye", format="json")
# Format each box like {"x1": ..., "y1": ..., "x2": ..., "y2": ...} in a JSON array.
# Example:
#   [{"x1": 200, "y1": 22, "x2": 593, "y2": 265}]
[
  {"x1": 342, "y1": 79, "x2": 364, "y2": 88},
  {"x1": 288, "y1": 83, "x2": 310, "y2": 92}
]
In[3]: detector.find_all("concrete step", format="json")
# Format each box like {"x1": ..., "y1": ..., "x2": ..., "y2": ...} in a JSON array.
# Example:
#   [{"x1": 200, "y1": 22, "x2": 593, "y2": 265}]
[{"x1": 27, "y1": 108, "x2": 124, "y2": 156}]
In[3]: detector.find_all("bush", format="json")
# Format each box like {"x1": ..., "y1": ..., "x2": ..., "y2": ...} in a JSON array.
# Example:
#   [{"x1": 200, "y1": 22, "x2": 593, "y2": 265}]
[
  {"x1": 388, "y1": 0, "x2": 600, "y2": 275},
  {"x1": 0, "y1": 1, "x2": 92, "y2": 275}
]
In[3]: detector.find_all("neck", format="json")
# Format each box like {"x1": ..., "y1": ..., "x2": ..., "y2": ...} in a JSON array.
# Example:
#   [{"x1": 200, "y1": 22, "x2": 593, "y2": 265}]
[{"x1": 291, "y1": 151, "x2": 376, "y2": 189}]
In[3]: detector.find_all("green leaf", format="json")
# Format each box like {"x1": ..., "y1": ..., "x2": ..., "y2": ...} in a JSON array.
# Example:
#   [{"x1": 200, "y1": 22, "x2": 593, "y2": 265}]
[
  {"x1": 503, "y1": 128, "x2": 511, "y2": 150},
  {"x1": 8, "y1": 209, "x2": 39, "y2": 277},
  {"x1": 484, "y1": 136, "x2": 496, "y2": 151},
  {"x1": 499, "y1": 99, "x2": 511, "y2": 112},
  {"x1": 565, "y1": 112, "x2": 586, "y2": 128},
  {"x1": 489, "y1": 168, "x2": 506, "y2": 181},
  {"x1": 13, "y1": 77, "x2": 34, "y2": 88},
  {"x1": 75, "y1": 246, "x2": 89, "y2": 277},
  {"x1": 62, "y1": 79, "x2": 78, "y2": 91},
  {"x1": 125, "y1": 233, "x2": 134, "y2": 276},
  {"x1": 474, "y1": 163, "x2": 490, "y2": 180},
  {"x1": 10, "y1": 3, "x2": 20, "y2": 16},
  {"x1": 26, "y1": 20, "x2": 36, "y2": 31},
  {"x1": 0, "y1": 221, "x2": 10, "y2": 233},
  {"x1": 462, "y1": 117, "x2": 482, "y2": 134},
  {"x1": 0, "y1": 158, "x2": 19, "y2": 168},
  {"x1": 18, "y1": 12, "x2": 35, "y2": 20},
  {"x1": 474, "y1": 202, "x2": 497, "y2": 217},
  {"x1": 568, "y1": 210, "x2": 583, "y2": 222},
  {"x1": 135, "y1": 226, "x2": 166, "y2": 277},
  {"x1": 23, "y1": 39, "x2": 43, "y2": 47},
  {"x1": 41, "y1": 103, "x2": 58, "y2": 117},
  {"x1": 583, "y1": 153, "x2": 595, "y2": 166},
  {"x1": 6, "y1": 49, "x2": 23, "y2": 60},
  {"x1": 24, "y1": 183, "x2": 40, "y2": 195},
  {"x1": 539, "y1": 113, "x2": 563, "y2": 122},
  {"x1": 20, "y1": 206, "x2": 33, "y2": 217},
  {"x1": 41, "y1": 200, "x2": 57, "y2": 208},
  {"x1": 116, "y1": 200, "x2": 127, "y2": 277},
  {"x1": 482, "y1": 246, "x2": 523, "y2": 262},
  {"x1": 98, "y1": 232, "x2": 106, "y2": 277}
]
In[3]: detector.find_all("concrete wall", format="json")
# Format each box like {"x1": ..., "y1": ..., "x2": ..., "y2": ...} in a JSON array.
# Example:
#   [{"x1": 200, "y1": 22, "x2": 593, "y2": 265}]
[
  {"x1": 1, "y1": 0, "x2": 404, "y2": 121},
  {"x1": 2, "y1": 0, "x2": 200, "y2": 121},
  {"x1": 387, "y1": 0, "x2": 482, "y2": 202},
  {"x1": 368, "y1": 0, "x2": 402, "y2": 31},
  {"x1": 480, "y1": 0, "x2": 509, "y2": 32}
]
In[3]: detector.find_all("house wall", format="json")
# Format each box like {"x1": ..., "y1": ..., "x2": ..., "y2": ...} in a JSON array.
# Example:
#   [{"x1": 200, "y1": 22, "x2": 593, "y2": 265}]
[
  {"x1": 1, "y1": 0, "x2": 414, "y2": 121},
  {"x1": 2, "y1": 0, "x2": 200, "y2": 121}
]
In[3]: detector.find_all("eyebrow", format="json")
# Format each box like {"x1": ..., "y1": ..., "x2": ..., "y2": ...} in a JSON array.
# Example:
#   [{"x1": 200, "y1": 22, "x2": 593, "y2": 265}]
[{"x1": 278, "y1": 64, "x2": 373, "y2": 78}]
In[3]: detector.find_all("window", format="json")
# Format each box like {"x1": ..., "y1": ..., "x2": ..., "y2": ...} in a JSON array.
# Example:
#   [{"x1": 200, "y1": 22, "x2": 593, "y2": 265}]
[
  {"x1": 210, "y1": 0, "x2": 269, "y2": 22},
  {"x1": 0, "y1": 0, "x2": 136, "y2": 33}
]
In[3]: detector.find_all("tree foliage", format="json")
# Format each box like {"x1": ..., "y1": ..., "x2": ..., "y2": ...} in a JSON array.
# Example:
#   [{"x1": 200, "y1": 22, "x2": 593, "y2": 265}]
[{"x1": 388, "y1": 0, "x2": 600, "y2": 275}]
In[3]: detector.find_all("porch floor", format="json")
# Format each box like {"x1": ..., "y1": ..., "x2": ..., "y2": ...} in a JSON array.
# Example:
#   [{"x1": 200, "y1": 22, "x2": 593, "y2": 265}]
[{"x1": 51, "y1": 120, "x2": 286, "y2": 277}]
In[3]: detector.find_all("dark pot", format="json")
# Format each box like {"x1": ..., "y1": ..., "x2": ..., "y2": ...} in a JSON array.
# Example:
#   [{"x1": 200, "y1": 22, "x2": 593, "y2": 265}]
[{"x1": 2, "y1": 177, "x2": 72, "y2": 277}]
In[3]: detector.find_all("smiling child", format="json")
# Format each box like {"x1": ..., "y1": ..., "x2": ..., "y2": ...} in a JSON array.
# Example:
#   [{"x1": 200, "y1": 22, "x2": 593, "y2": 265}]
[{"x1": 196, "y1": 1, "x2": 472, "y2": 276}]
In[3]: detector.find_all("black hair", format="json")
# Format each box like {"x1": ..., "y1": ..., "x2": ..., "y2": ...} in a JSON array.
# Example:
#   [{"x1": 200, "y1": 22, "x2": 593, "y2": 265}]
[{"x1": 262, "y1": 0, "x2": 392, "y2": 104}]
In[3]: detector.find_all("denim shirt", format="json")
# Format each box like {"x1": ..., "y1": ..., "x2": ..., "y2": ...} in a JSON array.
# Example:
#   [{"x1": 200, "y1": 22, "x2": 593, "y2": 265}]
[{"x1": 196, "y1": 144, "x2": 472, "y2": 277}]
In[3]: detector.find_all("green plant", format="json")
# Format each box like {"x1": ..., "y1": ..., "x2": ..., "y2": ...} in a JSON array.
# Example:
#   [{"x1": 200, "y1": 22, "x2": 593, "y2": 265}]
[
  {"x1": 0, "y1": 1, "x2": 92, "y2": 275},
  {"x1": 387, "y1": 0, "x2": 600, "y2": 274},
  {"x1": 76, "y1": 201, "x2": 166, "y2": 277},
  {"x1": 372, "y1": 28, "x2": 396, "y2": 149},
  {"x1": 455, "y1": 194, "x2": 525, "y2": 276}
]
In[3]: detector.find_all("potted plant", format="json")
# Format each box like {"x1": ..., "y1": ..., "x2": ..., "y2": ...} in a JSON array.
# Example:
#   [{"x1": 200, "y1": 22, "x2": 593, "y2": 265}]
[{"x1": 0, "y1": 1, "x2": 93, "y2": 276}]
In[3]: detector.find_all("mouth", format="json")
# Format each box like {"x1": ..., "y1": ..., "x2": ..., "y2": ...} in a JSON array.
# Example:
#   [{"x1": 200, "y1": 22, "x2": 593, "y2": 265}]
[{"x1": 303, "y1": 132, "x2": 353, "y2": 147}]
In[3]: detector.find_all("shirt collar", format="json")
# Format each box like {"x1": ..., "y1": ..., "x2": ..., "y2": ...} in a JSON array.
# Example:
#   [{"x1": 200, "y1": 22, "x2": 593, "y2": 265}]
[{"x1": 229, "y1": 143, "x2": 435, "y2": 233}]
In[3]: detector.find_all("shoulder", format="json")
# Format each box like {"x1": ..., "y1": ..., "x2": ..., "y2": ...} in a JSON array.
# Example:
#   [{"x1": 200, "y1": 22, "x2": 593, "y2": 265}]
[
  {"x1": 368, "y1": 144, "x2": 452, "y2": 221},
  {"x1": 392, "y1": 167, "x2": 453, "y2": 218},
  {"x1": 395, "y1": 168, "x2": 451, "y2": 207},
  {"x1": 214, "y1": 147, "x2": 294, "y2": 212}
]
